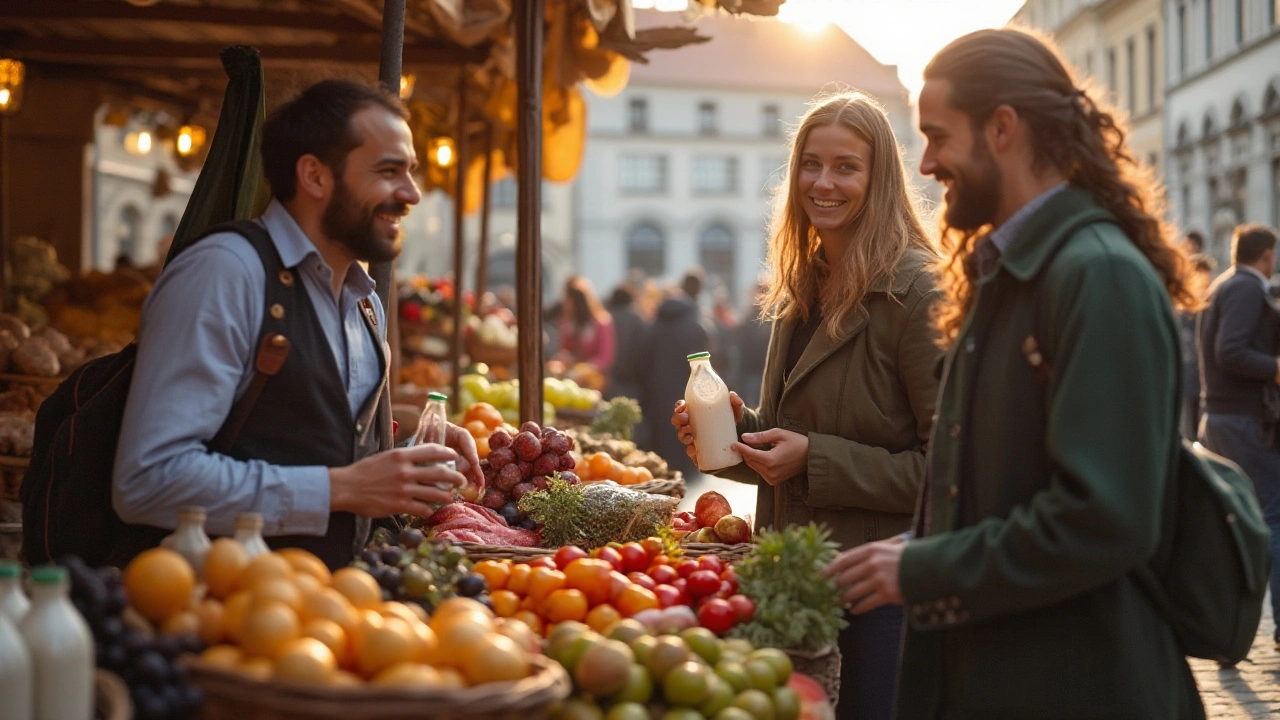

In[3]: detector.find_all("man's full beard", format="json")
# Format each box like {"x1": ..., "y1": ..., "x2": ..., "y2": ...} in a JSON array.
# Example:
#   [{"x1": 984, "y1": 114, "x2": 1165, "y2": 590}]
[
  {"x1": 941, "y1": 140, "x2": 1002, "y2": 232},
  {"x1": 321, "y1": 177, "x2": 404, "y2": 264}
]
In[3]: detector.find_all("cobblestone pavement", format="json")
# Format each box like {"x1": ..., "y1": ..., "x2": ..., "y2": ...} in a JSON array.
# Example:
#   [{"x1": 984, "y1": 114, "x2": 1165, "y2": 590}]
[{"x1": 1189, "y1": 599, "x2": 1279, "y2": 718}]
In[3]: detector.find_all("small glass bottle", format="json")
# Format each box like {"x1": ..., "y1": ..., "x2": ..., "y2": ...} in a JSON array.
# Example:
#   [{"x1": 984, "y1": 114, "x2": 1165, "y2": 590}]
[
  {"x1": 20, "y1": 566, "x2": 93, "y2": 720},
  {"x1": 684, "y1": 351, "x2": 744, "y2": 472},
  {"x1": 413, "y1": 392, "x2": 456, "y2": 473},
  {"x1": 233, "y1": 513, "x2": 270, "y2": 559},
  {"x1": 0, "y1": 608, "x2": 33, "y2": 720},
  {"x1": 0, "y1": 561, "x2": 29, "y2": 624},
  {"x1": 161, "y1": 506, "x2": 212, "y2": 580}
]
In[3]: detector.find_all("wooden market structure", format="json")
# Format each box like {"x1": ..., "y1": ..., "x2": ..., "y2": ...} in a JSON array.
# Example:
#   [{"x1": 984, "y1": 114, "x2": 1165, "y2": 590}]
[{"x1": 0, "y1": 0, "x2": 784, "y2": 423}]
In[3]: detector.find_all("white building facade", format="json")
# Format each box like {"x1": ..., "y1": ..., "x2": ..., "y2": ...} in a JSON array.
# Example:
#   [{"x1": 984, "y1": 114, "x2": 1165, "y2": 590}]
[{"x1": 1164, "y1": 0, "x2": 1280, "y2": 267}]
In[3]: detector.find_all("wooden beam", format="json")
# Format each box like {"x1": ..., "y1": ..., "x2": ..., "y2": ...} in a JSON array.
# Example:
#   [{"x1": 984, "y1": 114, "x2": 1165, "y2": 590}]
[
  {"x1": 451, "y1": 74, "x2": 469, "y2": 415},
  {"x1": 515, "y1": 0, "x2": 544, "y2": 424},
  {"x1": 326, "y1": 0, "x2": 436, "y2": 40},
  {"x1": 0, "y1": 0, "x2": 364, "y2": 34},
  {"x1": 1, "y1": 36, "x2": 488, "y2": 69},
  {"x1": 475, "y1": 124, "x2": 493, "y2": 305}
]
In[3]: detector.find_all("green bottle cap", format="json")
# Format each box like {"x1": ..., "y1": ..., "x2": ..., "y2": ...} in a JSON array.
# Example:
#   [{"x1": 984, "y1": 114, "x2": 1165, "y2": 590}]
[
  {"x1": 30, "y1": 565, "x2": 67, "y2": 584},
  {"x1": 0, "y1": 561, "x2": 20, "y2": 578},
  {"x1": 687, "y1": 352, "x2": 711, "y2": 361},
  {"x1": 427, "y1": 392, "x2": 448, "y2": 402}
]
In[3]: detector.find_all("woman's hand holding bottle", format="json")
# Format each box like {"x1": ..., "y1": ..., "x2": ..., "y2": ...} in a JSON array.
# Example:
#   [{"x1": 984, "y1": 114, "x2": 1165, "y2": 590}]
[{"x1": 671, "y1": 391, "x2": 745, "y2": 462}]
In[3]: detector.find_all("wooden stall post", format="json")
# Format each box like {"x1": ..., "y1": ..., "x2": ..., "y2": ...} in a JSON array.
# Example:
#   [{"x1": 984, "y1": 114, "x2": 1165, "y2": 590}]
[
  {"x1": 374, "y1": 0, "x2": 406, "y2": 390},
  {"x1": 449, "y1": 73, "x2": 468, "y2": 415},
  {"x1": 515, "y1": 0, "x2": 544, "y2": 424},
  {"x1": 475, "y1": 123, "x2": 493, "y2": 305}
]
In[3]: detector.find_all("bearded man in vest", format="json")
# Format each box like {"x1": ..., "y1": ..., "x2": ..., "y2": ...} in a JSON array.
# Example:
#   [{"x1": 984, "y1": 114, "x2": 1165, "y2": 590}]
[{"x1": 113, "y1": 80, "x2": 482, "y2": 569}]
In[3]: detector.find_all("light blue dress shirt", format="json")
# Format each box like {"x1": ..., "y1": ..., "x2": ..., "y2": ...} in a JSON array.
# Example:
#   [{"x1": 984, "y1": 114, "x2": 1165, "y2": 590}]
[{"x1": 113, "y1": 200, "x2": 387, "y2": 537}]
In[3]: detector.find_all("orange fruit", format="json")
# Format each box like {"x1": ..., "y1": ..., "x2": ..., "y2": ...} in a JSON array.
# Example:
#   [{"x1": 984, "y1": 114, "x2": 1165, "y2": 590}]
[
  {"x1": 331, "y1": 568, "x2": 382, "y2": 610},
  {"x1": 200, "y1": 644, "x2": 243, "y2": 669},
  {"x1": 236, "y1": 656, "x2": 274, "y2": 681},
  {"x1": 193, "y1": 599, "x2": 226, "y2": 646},
  {"x1": 474, "y1": 403, "x2": 505, "y2": 429},
  {"x1": 526, "y1": 567, "x2": 567, "y2": 605},
  {"x1": 222, "y1": 590, "x2": 253, "y2": 643},
  {"x1": 588, "y1": 452, "x2": 613, "y2": 478},
  {"x1": 411, "y1": 622, "x2": 440, "y2": 665},
  {"x1": 353, "y1": 614, "x2": 419, "y2": 678},
  {"x1": 330, "y1": 669, "x2": 363, "y2": 687},
  {"x1": 252, "y1": 578, "x2": 302, "y2": 611},
  {"x1": 473, "y1": 561, "x2": 511, "y2": 591},
  {"x1": 512, "y1": 610, "x2": 544, "y2": 636},
  {"x1": 616, "y1": 466, "x2": 639, "y2": 486},
  {"x1": 634, "y1": 467, "x2": 654, "y2": 484},
  {"x1": 506, "y1": 564, "x2": 533, "y2": 595},
  {"x1": 564, "y1": 558, "x2": 613, "y2": 606},
  {"x1": 544, "y1": 588, "x2": 589, "y2": 624},
  {"x1": 614, "y1": 585, "x2": 660, "y2": 618},
  {"x1": 273, "y1": 637, "x2": 337, "y2": 684},
  {"x1": 373, "y1": 662, "x2": 443, "y2": 688},
  {"x1": 123, "y1": 548, "x2": 196, "y2": 624},
  {"x1": 436, "y1": 668, "x2": 467, "y2": 689},
  {"x1": 495, "y1": 617, "x2": 539, "y2": 653},
  {"x1": 379, "y1": 602, "x2": 421, "y2": 626},
  {"x1": 240, "y1": 601, "x2": 301, "y2": 658},
  {"x1": 489, "y1": 590, "x2": 521, "y2": 618},
  {"x1": 461, "y1": 633, "x2": 530, "y2": 685},
  {"x1": 299, "y1": 588, "x2": 359, "y2": 631},
  {"x1": 205, "y1": 538, "x2": 250, "y2": 601},
  {"x1": 476, "y1": 435, "x2": 491, "y2": 459},
  {"x1": 432, "y1": 596, "x2": 493, "y2": 621},
  {"x1": 293, "y1": 573, "x2": 322, "y2": 596},
  {"x1": 162, "y1": 610, "x2": 200, "y2": 636},
  {"x1": 303, "y1": 618, "x2": 350, "y2": 668},
  {"x1": 237, "y1": 553, "x2": 295, "y2": 593},
  {"x1": 278, "y1": 549, "x2": 332, "y2": 585},
  {"x1": 586, "y1": 604, "x2": 622, "y2": 634},
  {"x1": 464, "y1": 420, "x2": 490, "y2": 439}
]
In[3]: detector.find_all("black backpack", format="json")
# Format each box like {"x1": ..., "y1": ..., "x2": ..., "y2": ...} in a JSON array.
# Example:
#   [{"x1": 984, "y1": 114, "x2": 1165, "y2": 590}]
[{"x1": 20, "y1": 221, "x2": 289, "y2": 567}]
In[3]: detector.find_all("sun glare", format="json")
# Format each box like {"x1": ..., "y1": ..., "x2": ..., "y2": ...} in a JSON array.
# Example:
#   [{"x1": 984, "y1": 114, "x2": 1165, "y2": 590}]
[{"x1": 777, "y1": 0, "x2": 837, "y2": 32}]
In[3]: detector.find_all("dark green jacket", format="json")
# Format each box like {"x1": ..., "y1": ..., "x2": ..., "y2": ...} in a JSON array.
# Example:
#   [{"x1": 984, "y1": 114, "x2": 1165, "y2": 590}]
[
  {"x1": 716, "y1": 245, "x2": 943, "y2": 551},
  {"x1": 896, "y1": 188, "x2": 1203, "y2": 719}
]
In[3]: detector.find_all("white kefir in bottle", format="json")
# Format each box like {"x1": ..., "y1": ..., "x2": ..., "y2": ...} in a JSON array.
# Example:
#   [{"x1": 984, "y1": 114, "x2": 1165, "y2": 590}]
[
  {"x1": 161, "y1": 506, "x2": 212, "y2": 579},
  {"x1": 0, "y1": 561, "x2": 29, "y2": 623},
  {"x1": 19, "y1": 566, "x2": 93, "y2": 720},
  {"x1": 684, "y1": 352, "x2": 743, "y2": 472},
  {"x1": 0, "y1": 607, "x2": 32, "y2": 720},
  {"x1": 233, "y1": 512, "x2": 271, "y2": 559}
]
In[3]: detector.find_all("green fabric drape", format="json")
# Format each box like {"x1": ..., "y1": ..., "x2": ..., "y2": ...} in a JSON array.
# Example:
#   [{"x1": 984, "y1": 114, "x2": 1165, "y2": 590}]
[{"x1": 166, "y1": 45, "x2": 269, "y2": 265}]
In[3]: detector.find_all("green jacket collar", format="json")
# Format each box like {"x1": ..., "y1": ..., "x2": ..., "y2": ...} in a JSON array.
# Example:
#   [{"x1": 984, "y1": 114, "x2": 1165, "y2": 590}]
[
  {"x1": 998, "y1": 186, "x2": 1116, "y2": 282},
  {"x1": 869, "y1": 244, "x2": 934, "y2": 294}
]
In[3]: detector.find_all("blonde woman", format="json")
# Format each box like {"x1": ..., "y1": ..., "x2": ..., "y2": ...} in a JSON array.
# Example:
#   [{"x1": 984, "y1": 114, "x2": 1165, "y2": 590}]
[{"x1": 672, "y1": 92, "x2": 942, "y2": 719}]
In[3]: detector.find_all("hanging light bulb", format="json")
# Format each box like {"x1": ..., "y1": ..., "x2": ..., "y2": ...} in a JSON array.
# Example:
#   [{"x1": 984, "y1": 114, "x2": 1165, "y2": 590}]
[
  {"x1": 176, "y1": 124, "x2": 206, "y2": 157},
  {"x1": 124, "y1": 128, "x2": 154, "y2": 155},
  {"x1": 0, "y1": 59, "x2": 25, "y2": 117},
  {"x1": 399, "y1": 74, "x2": 416, "y2": 100},
  {"x1": 430, "y1": 137, "x2": 456, "y2": 168}
]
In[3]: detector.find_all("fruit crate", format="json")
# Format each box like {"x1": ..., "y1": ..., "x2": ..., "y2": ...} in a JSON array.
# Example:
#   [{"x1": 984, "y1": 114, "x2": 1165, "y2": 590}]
[{"x1": 187, "y1": 653, "x2": 570, "y2": 720}]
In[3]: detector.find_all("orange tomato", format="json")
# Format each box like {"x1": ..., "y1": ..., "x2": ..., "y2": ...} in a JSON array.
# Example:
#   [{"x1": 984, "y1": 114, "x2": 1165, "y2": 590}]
[
  {"x1": 473, "y1": 560, "x2": 510, "y2": 591},
  {"x1": 587, "y1": 452, "x2": 613, "y2": 478},
  {"x1": 544, "y1": 588, "x2": 588, "y2": 624},
  {"x1": 506, "y1": 564, "x2": 533, "y2": 595},
  {"x1": 650, "y1": 554, "x2": 671, "y2": 567},
  {"x1": 526, "y1": 567, "x2": 566, "y2": 605},
  {"x1": 512, "y1": 610, "x2": 544, "y2": 636},
  {"x1": 564, "y1": 558, "x2": 614, "y2": 607},
  {"x1": 640, "y1": 537, "x2": 665, "y2": 560},
  {"x1": 586, "y1": 604, "x2": 622, "y2": 634},
  {"x1": 608, "y1": 571, "x2": 631, "y2": 604},
  {"x1": 526, "y1": 556, "x2": 558, "y2": 570},
  {"x1": 614, "y1": 585, "x2": 660, "y2": 618},
  {"x1": 490, "y1": 590, "x2": 521, "y2": 618}
]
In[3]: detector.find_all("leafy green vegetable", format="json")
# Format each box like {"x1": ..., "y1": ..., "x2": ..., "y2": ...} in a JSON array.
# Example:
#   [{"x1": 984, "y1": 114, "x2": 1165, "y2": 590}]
[
  {"x1": 590, "y1": 396, "x2": 643, "y2": 440},
  {"x1": 518, "y1": 475, "x2": 588, "y2": 548},
  {"x1": 729, "y1": 523, "x2": 848, "y2": 652},
  {"x1": 519, "y1": 475, "x2": 678, "y2": 549}
]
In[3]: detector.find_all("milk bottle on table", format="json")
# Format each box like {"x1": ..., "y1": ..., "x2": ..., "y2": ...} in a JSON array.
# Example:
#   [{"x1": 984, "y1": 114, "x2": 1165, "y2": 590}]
[{"x1": 684, "y1": 352, "x2": 743, "y2": 472}]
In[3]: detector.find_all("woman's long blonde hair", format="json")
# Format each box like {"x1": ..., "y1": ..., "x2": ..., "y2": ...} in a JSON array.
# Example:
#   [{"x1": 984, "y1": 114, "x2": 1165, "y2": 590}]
[{"x1": 760, "y1": 91, "x2": 936, "y2": 339}]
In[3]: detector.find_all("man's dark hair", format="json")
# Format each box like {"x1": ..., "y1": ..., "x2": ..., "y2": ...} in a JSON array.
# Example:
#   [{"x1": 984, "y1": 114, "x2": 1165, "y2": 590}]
[
  {"x1": 1233, "y1": 223, "x2": 1279, "y2": 265},
  {"x1": 681, "y1": 268, "x2": 705, "y2": 300},
  {"x1": 262, "y1": 79, "x2": 407, "y2": 201},
  {"x1": 1185, "y1": 230, "x2": 1205, "y2": 253},
  {"x1": 607, "y1": 286, "x2": 634, "y2": 308}
]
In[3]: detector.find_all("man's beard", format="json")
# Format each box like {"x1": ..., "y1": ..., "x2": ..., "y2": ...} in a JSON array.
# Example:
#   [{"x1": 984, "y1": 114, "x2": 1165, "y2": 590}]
[
  {"x1": 940, "y1": 140, "x2": 1002, "y2": 231},
  {"x1": 321, "y1": 177, "x2": 405, "y2": 263}
]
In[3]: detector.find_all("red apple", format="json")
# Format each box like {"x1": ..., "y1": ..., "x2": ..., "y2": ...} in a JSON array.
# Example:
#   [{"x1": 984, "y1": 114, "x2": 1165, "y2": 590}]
[
  {"x1": 713, "y1": 515, "x2": 753, "y2": 544},
  {"x1": 694, "y1": 491, "x2": 733, "y2": 528}
]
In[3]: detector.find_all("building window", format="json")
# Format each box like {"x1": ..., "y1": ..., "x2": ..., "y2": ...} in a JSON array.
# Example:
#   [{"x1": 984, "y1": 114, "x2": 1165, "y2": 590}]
[
  {"x1": 699, "y1": 224, "x2": 737, "y2": 300},
  {"x1": 1234, "y1": 0, "x2": 1244, "y2": 45},
  {"x1": 1205, "y1": 0, "x2": 1214, "y2": 63},
  {"x1": 625, "y1": 223, "x2": 666, "y2": 277},
  {"x1": 1146, "y1": 26, "x2": 1157, "y2": 112},
  {"x1": 762, "y1": 104, "x2": 781, "y2": 137},
  {"x1": 1177, "y1": 4, "x2": 1188, "y2": 74},
  {"x1": 117, "y1": 205, "x2": 141, "y2": 264},
  {"x1": 693, "y1": 156, "x2": 738, "y2": 194},
  {"x1": 760, "y1": 156, "x2": 787, "y2": 196},
  {"x1": 619, "y1": 155, "x2": 668, "y2": 193},
  {"x1": 698, "y1": 101, "x2": 718, "y2": 136},
  {"x1": 1106, "y1": 48, "x2": 1117, "y2": 101},
  {"x1": 628, "y1": 98, "x2": 648, "y2": 134},
  {"x1": 1126, "y1": 37, "x2": 1136, "y2": 116}
]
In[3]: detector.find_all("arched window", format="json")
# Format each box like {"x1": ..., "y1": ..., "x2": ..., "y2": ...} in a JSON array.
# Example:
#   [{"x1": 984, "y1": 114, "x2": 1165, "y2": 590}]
[
  {"x1": 1229, "y1": 98, "x2": 1248, "y2": 128},
  {"x1": 117, "y1": 205, "x2": 141, "y2": 265},
  {"x1": 699, "y1": 224, "x2": 736, "y2": 300},
  {"x1": 625, "y1": 223, "x2": 665, "y2": 278},
  {"x1": 160, "y1": 212, "x2": 180, "y2": 239},
  {"x1": 1202, "y1": 112, "x2": 1218, "y2": 140},
  {"x1": 1264, "y1": 83, "x2": 1280, "y2": 116},
  {"x1": 1176, "y1": 121, "x2": 1192, "y2": 148}
]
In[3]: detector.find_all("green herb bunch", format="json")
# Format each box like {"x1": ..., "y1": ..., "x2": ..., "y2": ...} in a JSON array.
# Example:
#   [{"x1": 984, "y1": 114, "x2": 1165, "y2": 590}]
[
  {"x1": 519, "y1": 475, "x2": 678, "y2": 549},
  {"x1": 589, "y1": 396, "x2": 643, "y2": 440},
  {"x1": 517, "y1": 475, "x2": 588, "y2": 548},
  {"x1": 729, "y1": 523, "x2": 848, "y2": 652}
]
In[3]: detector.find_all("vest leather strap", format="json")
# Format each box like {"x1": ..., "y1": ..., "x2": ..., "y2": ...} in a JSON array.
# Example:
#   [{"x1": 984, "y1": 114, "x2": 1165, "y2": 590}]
[{"x1": 212, "y1": 332, "x2": 292, "y2": 452}]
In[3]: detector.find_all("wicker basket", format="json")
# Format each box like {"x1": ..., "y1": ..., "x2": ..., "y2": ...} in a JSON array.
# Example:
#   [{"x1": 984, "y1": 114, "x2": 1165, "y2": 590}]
[
  {"x1": 456, "y1": 544, "x2": 555, "y2": 562},
  {"x1": 465, "y1": 336, "x2": 517, "y2": 367},
  {"x1": 784, "y1": 645, "x2": 841, "y2": 706},
  {"x1": 95, "y1": 669, "x2": 133, "y2": 720},
  {"x1": 188, "y1": 654, "x2": 570, "y2": 720},
  {"x1": 629, "y1": 472, "x2": 685, "y2": 498},
  {"x1": 680, "y1": 542, "x2": 754, "y2": 564}
]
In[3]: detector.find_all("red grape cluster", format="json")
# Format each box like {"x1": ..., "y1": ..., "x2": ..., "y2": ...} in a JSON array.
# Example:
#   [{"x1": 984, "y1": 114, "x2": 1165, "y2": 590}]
[{"x1": 480, "y1": 422, "x2": 580, "y2": 514}]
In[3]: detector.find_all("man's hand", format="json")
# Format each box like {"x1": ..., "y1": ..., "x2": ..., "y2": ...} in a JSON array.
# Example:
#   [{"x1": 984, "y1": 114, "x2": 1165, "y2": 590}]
[
  {"x1": 673, "y1": 393, "x2": 745, "y2": 462},
  {"x1": 445, "y1": 422, "x2": 485, "y2": 488},
  {"x1": 732, "y1": 428, "x2": 808, "y2": 486},
  {"x1": 823, "y1": 536, "x2": 906, "y2": 614},
  {"x1": 330, "y1": 443, "x2": 465, "y2": 518}
]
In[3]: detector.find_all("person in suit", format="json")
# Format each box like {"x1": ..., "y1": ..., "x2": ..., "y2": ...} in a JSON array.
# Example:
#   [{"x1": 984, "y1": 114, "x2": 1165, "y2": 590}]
[
  {"x1": 1197, "y1": 222, "x2": 1280, "y2": 647},
  {"x1": 824, "y1": 29, "x2": 1204, "y2": 718},
  {"x1": 671, "y1": 90, "x2": 942, "y2": 719}
]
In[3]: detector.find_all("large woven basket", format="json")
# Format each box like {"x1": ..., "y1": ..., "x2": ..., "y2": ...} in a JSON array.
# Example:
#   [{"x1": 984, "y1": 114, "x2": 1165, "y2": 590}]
[
  {"x1": 785, "y1": 645, "x2": 841, "y2": 706},
  {"x1": 456, "y1": 544, "x2": 555, "y2": 562},
  {"x1": 680, "y1": 542, "x2": 754, "y2": 564},
  {"x1": 628, "y1": 472, "x2": 685, "y2": 498},
  {"x1": 465, "y1": 336, "x2": 517, "y2": 367},
  {"x1": 188, "y1": 654, "x2": 570, "y2": 720}
]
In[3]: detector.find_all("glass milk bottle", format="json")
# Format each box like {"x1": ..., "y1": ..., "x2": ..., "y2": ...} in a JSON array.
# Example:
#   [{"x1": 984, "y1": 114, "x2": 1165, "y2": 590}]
[
  {"x1": 684, "y1": 352, "x2": 744, "y2": 472},
  {"x1": 161, "y1": 506, "x2": 211, "y2": 580},
  {"x1": 233, "y1": 512, "x2": 271, "y2": 559},
  {"x1": 19, "y1": 566, "x2": 92, "y2": 720},
  {"x1": 0, "y1": 561, "x2": 28, "y2": 623},
  {"x1": 0, "y1": 608, "x2": 32, "y2": 720},
  {"x1": 413, "y1": 392, "x2": 457, "y2": 474}
]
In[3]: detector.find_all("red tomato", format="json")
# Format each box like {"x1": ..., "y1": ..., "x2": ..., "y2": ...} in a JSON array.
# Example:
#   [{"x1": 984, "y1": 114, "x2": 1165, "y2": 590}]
[
  {"x1": 698, "y1": 597, "x2": 736, "y2": 635},
  {"x1": 619, "y1": 544, "x2": 650, "y2": 574},
  {"x1": 639, "y1": 537, "x2": 665, "y2": 559},
  {"x1": 696, "y1": 555, "x2": 724, "y2": 575},
  {"x1": 615, "y1": 585, "x2": 661, "y2": 617},
  {"x1": 719, "y1": 568, "x2": 739, "y2": 595},
  {"x1": 527, "y1": 556, "x2": 557, "y2": 569},
  {"x1": 686, "y1": 570, "x2": 722, "y2": 599},
  {"x1": 650, "y1": 554, "x2": 672, "y2": 568},
  {"x1": 672, "y1": 578, "x2": 688, "y2": 596},
  {"x1": 648, "y1": 564, "x2": 679, "y2": 586},
  {"x1": 595, "y1": 547, "x2": 624, "y2": 572},
  {"x1": 608, "y1": 571, "x2": 631, "y2": 603},
  {"x1": 653, "y1": 584, "x2": 687, "y2": 608},
  {"x1": 627, "y1": 572, "x2": 657, "y2": 591},
  {"x1": 554, "y1": 545, "x2": 589, "y2": 570},
  {"x1": 564, "y1": 558, "x2": 614, "y2": 606},
  {"x1": 676, "y1": 559, "x2": 700, "y2": 579},
  {"x1": 728, "y1": 594, "x2": 756, "y2": 622},
  {"x1": 716, "y1": 580, "x2": 735, "y2": 599}
]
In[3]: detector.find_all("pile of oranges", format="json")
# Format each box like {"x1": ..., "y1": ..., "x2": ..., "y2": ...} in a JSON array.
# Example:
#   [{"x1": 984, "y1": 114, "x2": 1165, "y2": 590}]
[
  {"x1": 574, "y1": 451, "x2": 655, "y2": 486},
  {"x1": 123, "y1": 542, "x2": 538, "y2": 689},
  {"x1": 460, "y1": 402, "x2": 515, "y2": 460}
]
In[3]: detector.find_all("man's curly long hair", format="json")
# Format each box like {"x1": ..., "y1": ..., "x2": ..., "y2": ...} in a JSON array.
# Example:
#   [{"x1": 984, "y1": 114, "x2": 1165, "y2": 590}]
[{"x1": 925, "y1": 28, "x2": 1198, "y2": 347}]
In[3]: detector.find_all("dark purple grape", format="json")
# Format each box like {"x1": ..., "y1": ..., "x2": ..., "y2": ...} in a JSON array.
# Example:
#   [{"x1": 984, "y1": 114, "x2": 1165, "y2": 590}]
[
  {"x1": 499, "y1": 502, "x2": 520, "y2": 526},
  {"x1": 519, "y1": 517, "x2": 538, "y2": 531},
  {"x1": 475, "y1": 594, "x2": 493, "y2": 611},
  {"x1": 373, "y1": 564, "x2": 402, "y2": 591},
  {"x1": 153, "y1": 634, "x2": 182, "y2": 661},
  {"x1": 399, "y1": 527, "x2": 425, "y2": 548},
  {"x1": 99, "y1": 615, "x2": 124, "y2": 642},
  {"x1": 159, "y1": 683, "x2": 184, "y2": 713},
  {"x1": 106, "y1": 586, "x2": 129, "y2": 615},
  {"x1": 134, "y1": 650, "x2": 168, "y2": 685},
  {"x1": 360, "y1": 549, "x2": 382, "y2": 566},
  {"x1": 180, "y1": 684, "x2": 205, "y2": 713},
  {"x1": 456, "y1": 573, "x2": 486, "y2": 598},
  {"x1": 104, "y1": 644, "x2": 128, "y2": 672},
  {"x1": 380, "y1": 546, "x2": 406, "y2": 567},
  {"x1": 96, "y1": 641, "x2": 109, "y2": 666},
  {"x1": 121, "y1": 630, "x2": 149, "y2": 660},
  {"x1": 132, "y1": 686, "x2": 167, "y2": 720},
  {"x1": 178, "y1": 633, "x2": 204, "y2": 656}
]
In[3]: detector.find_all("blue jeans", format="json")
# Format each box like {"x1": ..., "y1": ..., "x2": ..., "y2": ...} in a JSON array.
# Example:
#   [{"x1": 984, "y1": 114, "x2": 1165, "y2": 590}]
[
  {"x1": 1200, "y1": 412, "x2": 1280, "y2": 621},
  {"x1": 836, "y1": 604, "x2": 904, "y2": 720}
]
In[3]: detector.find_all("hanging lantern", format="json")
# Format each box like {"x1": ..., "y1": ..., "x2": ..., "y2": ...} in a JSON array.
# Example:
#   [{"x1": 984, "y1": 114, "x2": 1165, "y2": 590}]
[
  {"x1": 124, "y1": 129, "x2": 153, "y2": 155},
  {"x1": 176, "y1": 124, "x2": 206, "y2": 157},
  {"x1": 0, "y1": 59, "x2": 26, "y2": 117},
  {"x1": 399, "y1": 74, "x2": 416, "y2": 100},
  {"x1": 430, "y1": 136, "x2": 456, "y2": 168}
]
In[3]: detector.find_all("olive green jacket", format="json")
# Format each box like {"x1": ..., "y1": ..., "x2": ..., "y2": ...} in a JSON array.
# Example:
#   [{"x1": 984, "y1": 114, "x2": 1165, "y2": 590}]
[
  {"x1": 715, "y1": 245, "x2": 943, "y2": 551},
  {"x1": 895, "y1": 188, "x2": 1203, "y2": 719}
]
